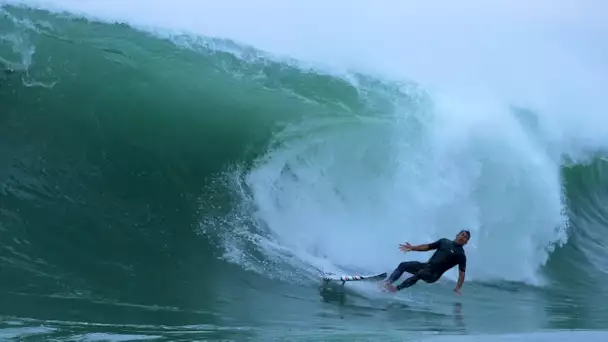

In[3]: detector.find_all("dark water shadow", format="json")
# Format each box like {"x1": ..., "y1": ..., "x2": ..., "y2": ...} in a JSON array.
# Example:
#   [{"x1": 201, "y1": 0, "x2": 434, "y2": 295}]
[{"x1": 317, "y1": 280, "x2": 469, "y2": 334}]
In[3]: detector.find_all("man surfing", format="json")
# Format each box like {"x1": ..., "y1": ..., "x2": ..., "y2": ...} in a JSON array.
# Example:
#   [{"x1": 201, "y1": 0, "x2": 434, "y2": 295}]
[{"x1": 383, "y1": 230, "x2": 470, "y2": 294}]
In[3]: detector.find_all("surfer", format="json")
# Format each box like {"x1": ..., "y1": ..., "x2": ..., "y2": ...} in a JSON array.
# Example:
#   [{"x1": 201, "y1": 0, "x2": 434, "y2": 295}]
[{"x1": 383, "y1": 230, "x2": 470, "y2": 294}]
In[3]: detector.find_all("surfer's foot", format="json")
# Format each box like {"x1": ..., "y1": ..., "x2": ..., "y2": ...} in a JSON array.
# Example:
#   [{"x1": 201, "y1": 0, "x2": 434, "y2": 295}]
[{"x1": 380, "y1": 281, "x2": 397, "y2": 293}]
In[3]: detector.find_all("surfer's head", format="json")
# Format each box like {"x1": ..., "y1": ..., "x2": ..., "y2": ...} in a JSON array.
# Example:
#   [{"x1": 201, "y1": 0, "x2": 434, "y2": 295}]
[{"x1": 455, "y1": 230, "x2": 470, "y2": 245}]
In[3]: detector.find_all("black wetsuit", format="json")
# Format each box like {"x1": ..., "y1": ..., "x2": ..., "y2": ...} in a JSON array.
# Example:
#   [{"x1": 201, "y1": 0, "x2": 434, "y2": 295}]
[{"x1": 387, "y1": 238, "x2": 467, "y2": 291}]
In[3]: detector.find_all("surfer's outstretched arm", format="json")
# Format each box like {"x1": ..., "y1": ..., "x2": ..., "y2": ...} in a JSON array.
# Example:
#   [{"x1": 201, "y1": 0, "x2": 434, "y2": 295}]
[
  {"x1": 455, "y1": 270, "x2": 465, "y2": 294},
  {"x1": 399, "y1": 239, "x2": 441, "y2": 252},
  {"x1": 454, "y1": 255, "x2": 467, "y2": 294}
]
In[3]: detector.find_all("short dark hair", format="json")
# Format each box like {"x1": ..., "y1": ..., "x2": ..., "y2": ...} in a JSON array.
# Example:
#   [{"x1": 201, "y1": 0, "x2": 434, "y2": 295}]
[{"x1": 460, "y1": 230, "x2": 471, "y2": 238}]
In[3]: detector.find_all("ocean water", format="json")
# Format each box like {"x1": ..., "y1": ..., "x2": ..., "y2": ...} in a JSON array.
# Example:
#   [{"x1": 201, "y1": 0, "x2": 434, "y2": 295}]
[{"x1": 1, "y1": 1, "x2": 608, "y2": 341}]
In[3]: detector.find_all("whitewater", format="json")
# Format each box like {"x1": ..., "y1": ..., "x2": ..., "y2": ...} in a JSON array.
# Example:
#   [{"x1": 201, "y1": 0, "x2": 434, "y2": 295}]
[{"x1": 1, "y1": 0, "x2": 608, "y2": 341}]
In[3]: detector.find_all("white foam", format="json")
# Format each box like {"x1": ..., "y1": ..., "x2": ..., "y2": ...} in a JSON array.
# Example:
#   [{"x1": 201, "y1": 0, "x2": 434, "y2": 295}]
[{"x1": 243, "y1": 88, "x2": 568, "y2": 285}]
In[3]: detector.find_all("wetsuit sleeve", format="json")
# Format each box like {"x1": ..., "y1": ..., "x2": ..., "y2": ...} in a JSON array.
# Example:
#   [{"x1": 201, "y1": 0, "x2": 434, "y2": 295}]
[
  {"x1": 458, "y1": 254, "x2": 467, "y2": 272},
  {"x1": 427, "y1": 239, "x2": 442, "y2": 250}
]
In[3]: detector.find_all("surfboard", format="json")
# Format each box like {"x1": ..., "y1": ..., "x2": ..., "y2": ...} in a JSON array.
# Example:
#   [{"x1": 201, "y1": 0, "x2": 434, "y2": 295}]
[{"x1": 321, "y1": 271, "x2": 387, "y2": 286}]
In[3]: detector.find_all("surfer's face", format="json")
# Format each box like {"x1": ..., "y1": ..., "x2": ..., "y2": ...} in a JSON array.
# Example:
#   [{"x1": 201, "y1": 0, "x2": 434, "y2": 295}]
[{"x1": 455, "y1": 231, "x2": 470, "y2": 245}]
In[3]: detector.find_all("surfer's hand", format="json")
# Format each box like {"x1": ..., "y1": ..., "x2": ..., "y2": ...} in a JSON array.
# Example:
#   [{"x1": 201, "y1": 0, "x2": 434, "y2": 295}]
[
  {"x1": 454, "y1": 288, "x2": 462, "y2": 295},
  {"x1": 399, "y1": 243, "x2": 412, "y2": 252}
]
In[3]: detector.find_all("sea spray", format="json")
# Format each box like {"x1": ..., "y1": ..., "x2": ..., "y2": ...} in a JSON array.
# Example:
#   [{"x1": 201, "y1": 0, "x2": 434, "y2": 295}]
[{"x1": 240, "y1": 84, "x2": 569, "y2": 286}]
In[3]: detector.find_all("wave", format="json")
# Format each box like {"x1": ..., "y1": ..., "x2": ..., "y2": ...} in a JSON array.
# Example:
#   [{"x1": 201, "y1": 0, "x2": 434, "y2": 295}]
[
  {"x1": 2, "y1": 2, "x2": 608, "y2": 336},
  {"x1": 1, "y1": 0, "x2": 606, "y2": 286},
  {"x1": 562, "y1": 159, "x2": 608, "y2": 275}
]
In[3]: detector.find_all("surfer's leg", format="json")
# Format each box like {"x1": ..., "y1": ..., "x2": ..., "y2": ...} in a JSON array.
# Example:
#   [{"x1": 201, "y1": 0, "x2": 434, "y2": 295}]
[
  {"x1": 395, "y1": 274, "x2": 421, "y2": 290},
  {"x1": 395, "y1": 269, "x2": 439, "y2": 291},
  {"x1": 386, "y1": 261, "x2": 425, "y2": 283},
  {"x1": 420, "y1": 271, "x2": 441, "y2": 284}
]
